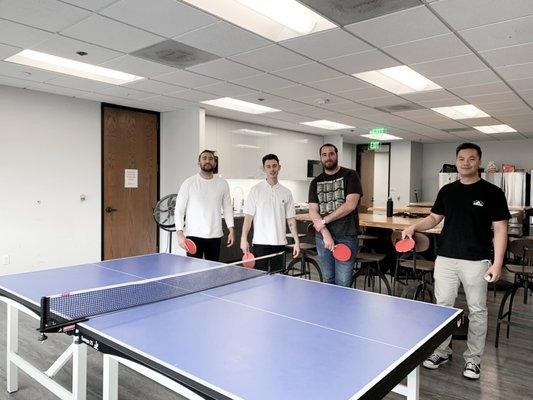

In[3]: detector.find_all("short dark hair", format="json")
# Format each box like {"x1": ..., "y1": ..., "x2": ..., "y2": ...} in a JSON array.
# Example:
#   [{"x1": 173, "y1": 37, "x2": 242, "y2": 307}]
[
  {"x1": 456, "y1": 142, "x2": 482, "y2": 159},
  {"x1": 319, "y1": 143, "x2": 338, "y2": 155},
  {"x1": 262, "y1": 153, "x2": 279, "y2": 165},
  {"x1": 198, "y1": 149, "x2": 216, "y2": 161}
]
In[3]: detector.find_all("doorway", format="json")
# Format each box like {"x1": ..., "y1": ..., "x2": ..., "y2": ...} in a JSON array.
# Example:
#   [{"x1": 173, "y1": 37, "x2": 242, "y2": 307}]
[
  {"x1": 102, "y1": 104, "x2": 159, "y2": 260},
  {"x1": 356, "y1": 143, "x2": 391, "y2": 210}
]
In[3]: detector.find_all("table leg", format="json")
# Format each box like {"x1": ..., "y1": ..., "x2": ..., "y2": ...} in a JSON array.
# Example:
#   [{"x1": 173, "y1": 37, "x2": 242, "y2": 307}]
[
  {"x1": 7, "y1": 304, "x2": 18, "y2": 393},
  {"x1": 407, "y1": 366, "x2": 420, "y2": 400},
  {"x1": 103, "y1": 354, "x2": 119, "y2": 400}
]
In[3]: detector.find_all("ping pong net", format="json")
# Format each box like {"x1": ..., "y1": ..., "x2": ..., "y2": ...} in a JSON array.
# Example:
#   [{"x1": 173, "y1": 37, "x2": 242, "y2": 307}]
[{"x1": 39, "y1": 263, "x2": 267, "y2": 336}]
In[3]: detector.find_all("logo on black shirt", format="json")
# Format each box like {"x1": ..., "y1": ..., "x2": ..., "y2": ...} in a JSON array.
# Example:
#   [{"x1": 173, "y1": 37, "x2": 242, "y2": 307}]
[
  {"x1": 317, "y1": 177, "x2": 345, "y2": 214},
  {"x1": 473, "y1": 200, "x2": 484, "y2": 207}
]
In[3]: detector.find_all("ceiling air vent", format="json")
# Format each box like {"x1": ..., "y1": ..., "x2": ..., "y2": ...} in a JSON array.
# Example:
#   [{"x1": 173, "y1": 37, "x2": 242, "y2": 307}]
[
  {"x1": 131, "y1": 40, "x2": 220, "y2": 69},
  {"x1": 375, "y1": 103, "x2": 425, "y2": 113},
  {"x1": 443, "y1": 128, "x2": 477, "y2": 133},
  {"x1": 298, "y1": 0, "x2": 422, "y2": 26}
]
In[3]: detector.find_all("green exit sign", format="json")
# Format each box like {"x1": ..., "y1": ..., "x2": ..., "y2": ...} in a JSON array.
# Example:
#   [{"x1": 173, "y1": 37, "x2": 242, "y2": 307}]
[
  {"x1": 369, "y1": 127, "x2": 387, "y2": 136},
  {"x1": 369, "y1": 141, "x2": 381, "y2": 151}
]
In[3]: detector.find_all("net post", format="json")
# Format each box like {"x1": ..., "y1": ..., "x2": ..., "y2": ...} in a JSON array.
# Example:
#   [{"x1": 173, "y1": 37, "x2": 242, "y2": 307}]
[{"x1": 39, "y1": 296, "x2": 50, "y2": 341}]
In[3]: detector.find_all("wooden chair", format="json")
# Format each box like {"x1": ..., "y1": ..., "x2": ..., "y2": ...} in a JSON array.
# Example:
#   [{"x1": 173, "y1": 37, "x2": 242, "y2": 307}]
[
  {"x1": 391, "y1": 231, "x2": 435, "y2": 302},
  {"x1": 495, "y1": 238, "x2": 533, "y2": 347}
]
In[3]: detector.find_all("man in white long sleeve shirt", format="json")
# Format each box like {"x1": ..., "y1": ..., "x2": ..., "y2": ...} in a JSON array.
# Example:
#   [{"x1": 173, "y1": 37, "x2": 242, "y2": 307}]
[{"x1": 175, "y1": 150, "x2": 234, "y2": 261}]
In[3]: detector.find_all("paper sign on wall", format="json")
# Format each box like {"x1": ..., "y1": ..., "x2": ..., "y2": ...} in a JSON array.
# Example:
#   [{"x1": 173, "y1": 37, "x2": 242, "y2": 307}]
[{"x1": 125, "y1": 169, "x2": 138, "y2": 188}]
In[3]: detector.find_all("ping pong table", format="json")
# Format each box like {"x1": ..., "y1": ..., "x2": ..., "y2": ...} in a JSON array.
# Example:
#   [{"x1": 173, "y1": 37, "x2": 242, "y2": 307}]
[{"x1": 0, "y1": 253, "x2": 462, "y2": 400}]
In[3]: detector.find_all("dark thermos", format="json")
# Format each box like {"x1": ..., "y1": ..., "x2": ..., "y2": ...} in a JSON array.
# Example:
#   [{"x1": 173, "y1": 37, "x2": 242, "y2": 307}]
[{"x1": 386, "y1": 197, "x2": 393, "y2": 217}]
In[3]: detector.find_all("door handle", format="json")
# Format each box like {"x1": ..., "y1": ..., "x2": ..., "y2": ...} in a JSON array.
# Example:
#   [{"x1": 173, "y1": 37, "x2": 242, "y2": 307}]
[{"x1": 105, "y1": 206, "x2": 118, "y2": 213}]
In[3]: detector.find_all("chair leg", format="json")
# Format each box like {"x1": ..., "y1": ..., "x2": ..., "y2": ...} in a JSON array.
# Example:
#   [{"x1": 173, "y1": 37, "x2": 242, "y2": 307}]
[
  {"x1": 507, "y1": 285, "x2": 520, "y2": 339},
  {"x1": 495, "y1": 285, "x2": 516, "y2": 347}
]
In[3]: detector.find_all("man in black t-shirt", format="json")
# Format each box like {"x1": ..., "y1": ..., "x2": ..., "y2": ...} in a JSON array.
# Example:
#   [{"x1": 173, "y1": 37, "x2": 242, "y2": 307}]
[
  {"x1": 402, "y1": 143, "x2": 510, "y2": 381},
  {"x1": 309, "y1": 143, "x2": 363, "y2": 286}
]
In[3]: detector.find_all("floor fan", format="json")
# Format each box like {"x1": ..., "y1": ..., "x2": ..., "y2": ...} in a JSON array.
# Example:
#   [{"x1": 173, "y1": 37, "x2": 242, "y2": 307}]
[{"x1": 152, "y1": 193, "x2": 177, "y2": 252}]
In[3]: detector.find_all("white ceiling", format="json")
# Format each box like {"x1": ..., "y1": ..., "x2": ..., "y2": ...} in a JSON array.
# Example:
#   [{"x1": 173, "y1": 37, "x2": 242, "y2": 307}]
[{"x1": 0, "y1": 0, "x2": 532, "y2": 143}]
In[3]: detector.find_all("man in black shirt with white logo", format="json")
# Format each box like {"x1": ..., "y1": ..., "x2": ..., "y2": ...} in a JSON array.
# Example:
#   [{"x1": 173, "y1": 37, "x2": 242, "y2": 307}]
[{"x1": 402, "y1": 143, "x2": 510, "y2": 380}]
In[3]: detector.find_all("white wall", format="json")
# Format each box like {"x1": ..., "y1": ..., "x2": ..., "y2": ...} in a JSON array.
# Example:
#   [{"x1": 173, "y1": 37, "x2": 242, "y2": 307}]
[
  {"x1": 373, "y1": 152, "x2": 389, "y2": 207},
  {"x1": 421, "y1": 139, "x2": 533, "y2": 201},
  {"x1": 410, "y1": 141, "x2": 423, "y2": 203},
  {"x1": 0, "y1": 85, "x2": 100, "y2": 274},
  {"x1": 342, "y1": 143, "x2": 355, "y2": 169},
  {"x1": 160, "y1": 108, "x2": 205, "y2": 197},
  {"x1": 160, "y1": 107, "x2": 205, "y2": 255},
  {"x1": 389, "y1": 141, "x2": 412, "y2": 206}
]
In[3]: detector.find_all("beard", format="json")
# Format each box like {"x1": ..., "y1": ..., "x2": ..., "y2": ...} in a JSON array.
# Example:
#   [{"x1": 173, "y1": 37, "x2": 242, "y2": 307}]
[
  {"x1": 200, "y1": 163, "x2": 214, "y2": 172},
  {"x1": 322, "y1": 159, "x2": 338, "y2": 171}
]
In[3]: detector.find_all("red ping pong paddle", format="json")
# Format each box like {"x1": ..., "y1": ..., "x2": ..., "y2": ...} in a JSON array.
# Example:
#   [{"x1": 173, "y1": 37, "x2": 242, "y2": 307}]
[
  {"x1": 332, "y1": 243, "x2": 351, "y2": 262},
  {"x1": 395, "y1": 238, "x2": 415, "y2": 253},
  {"x1": 242, "y1": 252, "x2": 255, "y2": 268},
  {"x1": 184, "y1": 238, "x2": 197, "y2": 255}
]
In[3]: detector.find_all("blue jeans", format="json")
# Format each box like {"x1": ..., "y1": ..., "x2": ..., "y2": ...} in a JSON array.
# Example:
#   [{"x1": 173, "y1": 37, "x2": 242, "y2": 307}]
[{"x1": 315, "y1": 234, "x2": 358, "y2": 287}]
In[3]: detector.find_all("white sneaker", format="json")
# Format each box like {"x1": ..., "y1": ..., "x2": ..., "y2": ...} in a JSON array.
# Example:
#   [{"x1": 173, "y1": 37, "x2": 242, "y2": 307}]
[{"x1": 463, "y1": 362, "x2": 480, "y2": 379}]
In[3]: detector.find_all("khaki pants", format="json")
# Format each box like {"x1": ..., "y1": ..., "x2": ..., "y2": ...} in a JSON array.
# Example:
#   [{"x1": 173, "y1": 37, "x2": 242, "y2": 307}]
[{"x1": 433, "y1": 256, "x2": 490, "y2": 365}]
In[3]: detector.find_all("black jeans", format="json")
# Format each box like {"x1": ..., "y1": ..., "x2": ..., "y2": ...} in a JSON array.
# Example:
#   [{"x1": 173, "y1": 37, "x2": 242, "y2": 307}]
[
  {"x1": 253, "y1": 244, "x2": 286, "y2": 272},
  {"x1": 187, "y1": 237, "x2": 222, "y2": 262}
]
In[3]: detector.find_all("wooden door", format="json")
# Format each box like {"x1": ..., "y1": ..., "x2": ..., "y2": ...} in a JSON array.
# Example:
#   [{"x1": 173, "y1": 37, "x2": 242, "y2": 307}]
[
  {"x1": 359, "y1": 151, "x2": 375, "y2": 211},
  {"x1": 102, "y1": 104, "x2": 159, "y2": 260}
]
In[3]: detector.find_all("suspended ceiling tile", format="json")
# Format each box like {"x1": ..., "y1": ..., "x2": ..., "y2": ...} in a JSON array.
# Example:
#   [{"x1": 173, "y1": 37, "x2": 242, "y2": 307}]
[
  {"x1": 175, "y1": 21, "x2": 270, "y2": 58},
  {"x1": 0, "y1": 0, "x2": 90, "y2": 32},
  {"x1": 346, "y1": 5, "x2": 449, "y2": 47},
  {"x1": 100, "y1": 0, "x2": 217, "y2": 38},
  {"x1": 229, "y1": 45, "x2": 310, "y2": 72},
  {"x1": 281, "y1": 28, "x2": 372, "y2": 60},
  {"x1": 100, "y1": 55, "x2": 176, "y2": 78},
  {"x1": 33, "y1": 35, "x2": 123, "y2": 64},
  {"x1": 460, "y1": 14, "x2": 533, "y2": 52},
  {"x1": 61, "y1": 14, "x2": 163, "y2": 53},
  {"x1": 323, "y1": 49, "x2": 400, "y2": 74},
  {"x1": 0, "y1": 19, "x2": 54, "y2": 48},
  {"x1": 432, "y1": 0, "x2": 533, "y2": 30},
  {"x1": 187, "y1": 59, "x2": 262, "y2": 81},
  {"x1": 383, "y1": 34, "x2": 471, "y2": 65}
]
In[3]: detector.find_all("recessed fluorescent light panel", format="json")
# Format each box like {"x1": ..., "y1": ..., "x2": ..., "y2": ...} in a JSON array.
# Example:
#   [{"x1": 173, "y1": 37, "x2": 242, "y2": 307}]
[
  {"x1": 235, "y1": 128, "x2": 273, "y2": 136},
  {"x1": 301, "y1": 120, "x2": 354, "y2": 130},
  {"x1": 235, "y1": 143, "x2": 260, "y2": 149},
  {"x1": 182, "y1": 0, "x2": 336, "y2": 41},
  {"x1": 5, "y1": 50, "x2": 144, "y2": 85},
  {"x1": 201, "y1": 97, "x2": 281, "y2": 114},
  {"x1": 353, "y1": 66, "x2": 441, "y2": 95},
  {"x1": 474, "y1": 124, "x2": 516, "y2": 134},
  {"x1": 360, "y1": 133, "x2": 402, "y2": 141},
  {"x1": 431, "y1": 105, "x2": 490, "y2": 120}
]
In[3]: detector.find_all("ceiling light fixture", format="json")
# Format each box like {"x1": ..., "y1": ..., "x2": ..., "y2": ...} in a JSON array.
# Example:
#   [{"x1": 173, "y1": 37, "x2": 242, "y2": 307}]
[
  {"x1": 360, "y1": 133, "x2": 402, "y2": 141},
  {"x1": 474, "y1": 124, "x2": 516, "y2": 134},
  {"x1": 201, "y1": 97, "x2": 280, "y2": 114},
  {"x1": 353, "y1": 65, "x2": 441, "y2": 95},
  {"x1": 431, "y1": 104, "x2": 490, "y2": 120},
  {"x1": 301, "y1": 120, "x2": 354, "y2": 130},
  {"x1": 235, "y1": 128, "x2": 273, "y2": 136},
  {"x1": 5, "y1": 49, "x2": 144, "y2": 85},
  {"x1": 182, "y1": 0, "x2": 336, "y2": 41}
]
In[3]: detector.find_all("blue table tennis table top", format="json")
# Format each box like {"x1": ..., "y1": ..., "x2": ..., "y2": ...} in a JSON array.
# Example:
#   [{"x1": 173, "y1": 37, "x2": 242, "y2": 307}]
[{"x1": 0, "y1": 253, "x2": 461, "y2": 400}]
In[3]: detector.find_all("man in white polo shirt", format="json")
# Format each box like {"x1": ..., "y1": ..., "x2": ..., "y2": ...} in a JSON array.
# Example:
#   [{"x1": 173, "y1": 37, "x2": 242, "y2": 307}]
[
  {"x1": 175, "y1": 149, "x2": 234, "y2": 261},
  {"x1": 240, "y1": 154, "x2": 300, "y2": 272}
]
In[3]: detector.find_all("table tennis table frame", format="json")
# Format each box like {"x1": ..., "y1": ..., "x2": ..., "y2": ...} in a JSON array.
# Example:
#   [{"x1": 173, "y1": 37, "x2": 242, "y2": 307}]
[{"x1": 2, "y1": 288, "x2": 460, "y2": 400}]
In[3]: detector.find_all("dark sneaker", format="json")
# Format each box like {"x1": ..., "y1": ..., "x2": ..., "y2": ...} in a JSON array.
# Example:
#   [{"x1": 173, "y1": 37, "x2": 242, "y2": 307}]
[
  {"x1": 463, "y1": 362, "x2": 480, "y2": 379},
  {"x1": 422, "y1": 353, "x2": 450, "y2": 369}
]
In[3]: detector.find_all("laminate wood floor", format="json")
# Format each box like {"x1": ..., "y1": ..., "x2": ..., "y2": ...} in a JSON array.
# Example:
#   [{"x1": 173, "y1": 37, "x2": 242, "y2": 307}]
[{"x1": 1, "y1": 272, "x2": 532, "y2": 400}]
